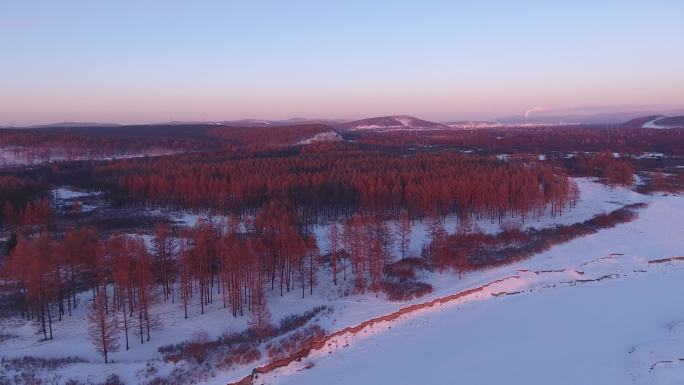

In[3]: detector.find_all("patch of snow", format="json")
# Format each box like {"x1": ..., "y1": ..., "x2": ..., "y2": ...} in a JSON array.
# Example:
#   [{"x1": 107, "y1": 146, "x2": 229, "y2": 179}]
[
  {"x1": 0, "y1": 146, "x2": 180, "y2": 168},
  {"x1": 297, "y1": 131, "x2": 342, "y2": 145},
  {"x1": 52, "y1": 187, "x2": 101, "y2": 201},
  {"x1": 395, "y1": 117, "x2": 412, "y2": 127},
  {"x1": 351, "y1": 124, "x2": 382, "y2": 130},
  {"x1": 637, "y1": 152, "x2": 665, "y2": 159},
  {"x1": 643, "y1": 117, "x2": 671, "y2": 129}
]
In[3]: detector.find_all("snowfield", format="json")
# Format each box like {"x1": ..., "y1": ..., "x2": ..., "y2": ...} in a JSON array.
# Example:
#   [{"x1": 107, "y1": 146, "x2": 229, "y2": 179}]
[
  {"x1": 263, "y1": 258, "x2": 684, "y2": 385},
  {"x1": 0, "y1": 146, "x2": 180, "y2": 168},
  {"x1": 642, "y1": 117, "x2": 676, "y2": 130},
  {"x1": 296, "y1": 131, "x2": 342, "y2": 145},
  {"x1": 256, "y1": 192, "x2": 684, "y2": 385},
  {"x1": 1, "y1": 180, "x2": 682, "y2": 385}
]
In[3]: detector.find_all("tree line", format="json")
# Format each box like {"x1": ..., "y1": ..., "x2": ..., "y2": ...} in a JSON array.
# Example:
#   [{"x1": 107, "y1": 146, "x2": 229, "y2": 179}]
[
  {"x1": 96, "y1": 144, "x2": 578, "y2": 223},
  {"x1": 2, "y1": 200, "x2": 449, "y2": 362}
]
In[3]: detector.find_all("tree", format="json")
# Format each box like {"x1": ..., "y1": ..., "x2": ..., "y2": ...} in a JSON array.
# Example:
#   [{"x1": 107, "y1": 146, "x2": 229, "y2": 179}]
[
  {"x1": 178, "y1": 237, "x2": 193, "y2": 319},
  {"x1": 344, "y1": 215, "x2": 366, "y2": 294},
  {"x1": 2, "y1": 201, "x2": 16, "y2": 229},
  {"x1": 425, "y1": 214, "x2": 448, "y2": 271},
  {"x1": 132, "y1": 237, "x2": 156, "y2": 343},
  {"x1": 152, "y1": 223, "x2": 177, "y2": 302},
  {"x1": 455, "y1": 250, "x2": 470, "y2": 279},
  {"x1": 108, "y1": 236, "x2": 132, "y2": 350},
  {"x1": 397, "y1": 211, "x2": 412, "y2": 259},
  {"x1": 8, "y1": 234, "x2": 59, "y2": 339},
  {"x1": 305, "y1": 235, "x2": 319, "y2": 296},
  {"x1": 88, "y1": 291, "x2": 120, "y2": 363},
  {"x1": 651, "y1": 172, "x2": 667, "y2": 191},
  {"x1": 189, "y1": 220, "x2": 218, "y2": 314},
  {"x1": 20, "y1": 198, "x2": 53, "y2": 231},
  {"x1": 62, "y1": 227, "x2": 100, "y2": 317},
  {"x1": 327, "y1": 223, "x2": 341, "y2": 285},
  {"x1": 248, "y1": 293, "x2": 272, "y2": 342}
]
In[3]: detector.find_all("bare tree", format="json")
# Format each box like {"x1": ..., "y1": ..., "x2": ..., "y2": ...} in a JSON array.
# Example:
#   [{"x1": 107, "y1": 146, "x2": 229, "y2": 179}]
[{"x1": 88, "y1": 291, "x2": 120, "y2": 363}]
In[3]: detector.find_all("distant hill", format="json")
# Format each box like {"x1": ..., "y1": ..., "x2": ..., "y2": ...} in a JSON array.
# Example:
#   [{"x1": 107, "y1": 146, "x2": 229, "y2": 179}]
[
  {"x1": 14, "y1": 111, "x2": 684, "y2": 132},
  {"x1": 620, "y1": 115, "x2": 666, "y2": 129},
  {"x1": 499, "y1": 108, "x2": 684, "y2": 126},
  {"x1": 340, "y1": 115, "x2": 448, "y2": 131},
  {"x1": 622, "y1": 115, "x2": 684, "y2": 129},
  {"x1": 216, "y1": 118, "x2": 350, "y2": 127},
  {"x1": 28, "y1": 121, "x2": 121, "y2": 129},
  {"x1": 442, "y1": 121, "x2": 503, "y2": 129},
  {"x1": 16, "y1": 119, "x2": 350, "y2": 130},
  {"x1": 654, "y1": 116, "x2": 684, "y2": 127}
]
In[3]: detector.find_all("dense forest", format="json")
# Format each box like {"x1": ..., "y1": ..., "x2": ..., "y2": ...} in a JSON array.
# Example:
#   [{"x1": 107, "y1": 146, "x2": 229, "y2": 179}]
[{"x1": 98, "y1": 144, "x2": 577, "y2": 221}]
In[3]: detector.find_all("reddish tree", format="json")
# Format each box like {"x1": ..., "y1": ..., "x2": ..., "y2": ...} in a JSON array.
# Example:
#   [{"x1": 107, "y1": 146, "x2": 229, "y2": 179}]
[
  {"x1": 397, "y1": 211, "x2": 412, "y2": 259},
  {"x1": 178, "y1": 237, "x2": 193, "y2": 319},
  {"x1": 650, "y1": 172, "x2": 667, "y2": 191},
  {"x1": 62, "y1": 227, "x2": 100, "y2": 316},
  {"x1": 305, "y1": 235, "x2": 319, "y2": 296},
  {"x1": 87, "y1": 291, "x2": 120, "y2": 363},
  {"x1": 132, "y1": 237, "x2": 156, "y2": 343},
  {"x1": 344, "y1": 215, "x2": 366, "y2": 293},
  {"x1": 2, "y1": 201, "x2": 16, "y2": 229},
  {"x1": 8, "y1": 234, "x2": 59, "y2": 339},
  {"x1": 189, "y1": 220, "x2": 218, "y2": 314},
  {"x1": 108, "y1": 236, "x2": 132, "y2": 350},
  {"x1": 152, "y1": 223, "x2": 177, "y2": 302},
  {"x1": 327, "y1": 223, "x2": 341, "y2": 285},
  {"x1": 20, "y1": 198, "x2": 53, "y2": 231},
  {"x1": 425, "y1": 214, "x2": 448, "y2": 271},
  {"x1": 248, "y1": 290, "x2": 273, "y2": 342},
  {"x1": 455, "y1": 250, "x2": 470, "y2": 279}
]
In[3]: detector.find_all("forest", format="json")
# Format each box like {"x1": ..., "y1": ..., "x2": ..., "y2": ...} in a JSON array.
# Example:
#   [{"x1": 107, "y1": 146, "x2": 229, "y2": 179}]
[{"x1": 1, "y1": 122, "x2": 683, "y2": 384}]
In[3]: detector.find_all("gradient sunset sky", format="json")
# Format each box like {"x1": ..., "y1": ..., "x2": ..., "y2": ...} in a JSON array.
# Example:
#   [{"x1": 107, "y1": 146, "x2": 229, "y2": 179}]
[{"x1": 2, "y1": 0, "x2": 683, "y2": 125}]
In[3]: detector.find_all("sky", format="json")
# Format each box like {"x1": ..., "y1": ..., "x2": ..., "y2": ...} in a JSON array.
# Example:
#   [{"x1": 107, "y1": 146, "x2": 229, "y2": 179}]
[{"x1": 1, "y1": 0, "x2": 683, "y2": 126}]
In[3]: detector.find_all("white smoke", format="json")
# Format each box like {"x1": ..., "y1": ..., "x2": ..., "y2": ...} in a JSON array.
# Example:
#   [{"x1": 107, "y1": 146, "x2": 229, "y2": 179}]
[{"x1": 525, "y1": 106, "x2": 548, "y2": 119}]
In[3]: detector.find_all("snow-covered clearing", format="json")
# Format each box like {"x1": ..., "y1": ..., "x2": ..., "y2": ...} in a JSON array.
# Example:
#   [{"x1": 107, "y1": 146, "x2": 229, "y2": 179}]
[
  {"x1": 263, "y1": 257, "x2": 684, "y2": 385},
  {"x1": 0, "y1": 147, "x2": 180, "y2": 168},
  {"x1": 52, "y1": 187, "x2": 100, "y2": 201},
  {"x1": 296, "y1": 131, "x2": 342, "y2": 145},
  {"x1": 50, "y1": 187, "x2": 102, "y2": 213},
  {"x1": 253, "y1": 192, "x2": 684, "y2": 385}
]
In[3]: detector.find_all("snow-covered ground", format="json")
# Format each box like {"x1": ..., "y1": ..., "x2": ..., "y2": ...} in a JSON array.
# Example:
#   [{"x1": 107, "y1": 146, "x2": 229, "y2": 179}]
[
  {"x1": 264, "y1": 257, "x2": 684, "y2": 385},
  {"x1": 51, "y1": 187, "x2": 102, "y2": 213},
  {"x1": 151, "y1": 208, "x2": 225, "y2": 228},
  {"x1": 256, "y1": 192, "x2": 684, "y2": 385},
  {"x1": 0, "y1": 146, "x2": 179, "y2": 168},
  {"x1": 643, "y1": 117, "x2": 674, "y2": 130},
  {"x1": 52, "y1": 187, "x2": 100, "y2": 201},
  {"x1": 1, "y1": 179, "x2": 680, "y2": 385},
  {"x1": 296, "y1": 131, "x2": 342, "y2": 145}
]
